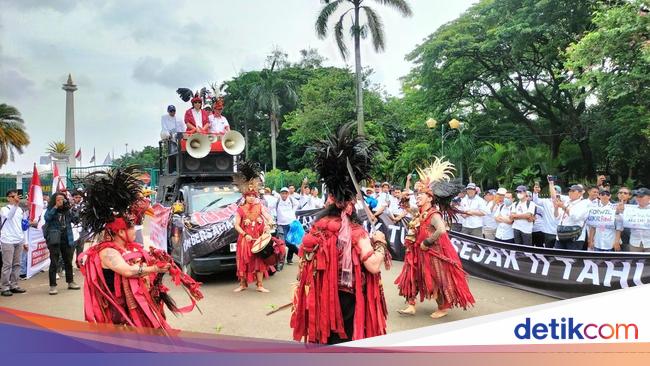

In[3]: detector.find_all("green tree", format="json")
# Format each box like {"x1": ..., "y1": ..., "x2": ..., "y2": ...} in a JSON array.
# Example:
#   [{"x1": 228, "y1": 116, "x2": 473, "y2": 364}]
[
  {"x1": 406, "y1": 0, "x2": 596, "y2": 174},
  {"x1": 566, "y1": 0, "x2": 650, "y2": 183},
  {"x1": 0, "y1": 103, "x2": 30, "y2": 168},
  {"x1": 247, "y1": 58, "x2": 298, "y2": 170},
  {"x1": 315, "y1": 0, "x2": 412, "y2": 136},
  {"x1": 113, "y1": 146, "x2": 160, "y2": 169}
]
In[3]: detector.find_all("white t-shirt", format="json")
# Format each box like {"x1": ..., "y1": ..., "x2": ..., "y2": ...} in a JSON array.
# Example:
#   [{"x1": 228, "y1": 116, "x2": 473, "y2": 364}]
[
  {"x1": 263, "y1": 194, "x2": 278, "y2": 218},
  {"x1": 531, "y1": 194, "x2": 558, "y2": 235},
  {"x1": 587, "y1": 202, "x2": 623, "y2": 250},
  {"x1": 511, "y1": 200, "x2": 536, "y2": 233},
  {"x1": 161, "y1": 114, "x2": 185, "y2": 135},
  {"x1": 482, "y1": 201, "x2": 498, "y2": 230},
  {"x1": 556, "y1": 198, "x2": 591, "y2": 241},
  {"x1": 311, "y1": 196, "x2": 324, "y2": 209},
  {"x1": 276, "y1": 197, "x2": 298, "y2": 225},
  {"x1": 209, "y1": 114, "x2": 230, "y2": 134},
  {"x1": 298, "y1": 194, "x2": 314, "y2": 210},
  {"x1": 495, "y1": 204, "x2": 514, "y2": 240},
  {"x1": 0, "y1": 205, "x2": 25, "y2": 244},
  {"x1": 191, "y1": 109, "x2": 204, "y2": 129},
  {"x1": 460, "y1": 195, "x2": 486, "y2": 229}
]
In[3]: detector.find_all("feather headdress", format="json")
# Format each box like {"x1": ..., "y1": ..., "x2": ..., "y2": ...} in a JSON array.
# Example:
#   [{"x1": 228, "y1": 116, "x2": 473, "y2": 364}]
[
  {"x1": 311, "y1": 122, "x2": 376, "y2": 203},
  {"x1": 233, "y1": 160, "x2": 262, "y2": 197},
  {"x1": 415, "y1": 156, "x2": 463, "y2": 222},
  {"x1": 80, "y1": 165, "x2": 143, "y2": 235}
]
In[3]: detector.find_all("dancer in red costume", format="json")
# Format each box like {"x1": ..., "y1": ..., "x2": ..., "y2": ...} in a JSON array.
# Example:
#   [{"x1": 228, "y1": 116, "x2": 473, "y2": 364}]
[
  {"x1": 291, "y1": 122, "x2": 390, "y2": 344},
  {"x1": 232, "y1": 161, "x2": 274, "y2": 293},
  {"x1": 78, "y1": 166, "x2": 203, "y2": 334},
  {"x1": 395, "y1": 157, "x2": 475, "y2": 319}
]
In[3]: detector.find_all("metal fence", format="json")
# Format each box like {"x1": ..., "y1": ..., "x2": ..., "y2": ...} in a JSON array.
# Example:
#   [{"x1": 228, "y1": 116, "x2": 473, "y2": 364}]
[{"x1": 1, "y1": 166, "x2": 159, "y2": 199}]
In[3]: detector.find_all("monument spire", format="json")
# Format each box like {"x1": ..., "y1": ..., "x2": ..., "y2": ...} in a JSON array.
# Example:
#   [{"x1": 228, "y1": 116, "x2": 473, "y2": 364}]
[{"x1": 62, "y1": 73, "x2": 78, "y2": 167}]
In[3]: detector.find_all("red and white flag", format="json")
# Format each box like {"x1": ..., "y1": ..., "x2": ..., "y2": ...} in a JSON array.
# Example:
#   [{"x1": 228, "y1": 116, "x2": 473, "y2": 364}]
[
  {"x1": 28, "y1": 164, "x2": 44, "y2": 228},
  {"x1": 52, "y1": 163, "x2": 66, "y2": 193},
  {"x1": 75, "y1": 148, "x2": 82, "y2": 163}
]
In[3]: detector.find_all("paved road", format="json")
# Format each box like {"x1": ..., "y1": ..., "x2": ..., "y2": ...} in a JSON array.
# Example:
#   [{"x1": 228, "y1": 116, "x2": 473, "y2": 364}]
[{"x1": 0, "y1": 261, "x2": 554, "y2": 340}]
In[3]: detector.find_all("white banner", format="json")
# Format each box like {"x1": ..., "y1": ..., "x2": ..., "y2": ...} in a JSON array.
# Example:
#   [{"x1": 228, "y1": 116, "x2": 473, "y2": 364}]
[
  {"x1": 26, "y1": 227, "x2": 50, "y2": 278},
  {"x1": 586, "y1": 206, "x2": 617, "y2": 229},
  {"x1": 622, "y1": 206, "x2": 650, "y2": 230},
  {"x1": 142, "y1": 203, "x2": 171, "y2": 252}
]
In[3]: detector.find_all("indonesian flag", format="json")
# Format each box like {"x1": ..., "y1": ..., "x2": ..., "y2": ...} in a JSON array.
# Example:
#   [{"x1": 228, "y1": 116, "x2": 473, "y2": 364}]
[
  {"x1": 52, "y1": 163, "x2": 66, "y2": 193},
  {"x1": 28, "y1": 164, "x2": 44, "y2": 228},
  {"x1": 75, "y1": 148, "x2": 82, "y2": 162}
]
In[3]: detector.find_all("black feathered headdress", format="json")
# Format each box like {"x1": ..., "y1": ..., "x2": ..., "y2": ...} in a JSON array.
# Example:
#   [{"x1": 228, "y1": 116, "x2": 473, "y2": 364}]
[
  {"x1": 233, "y1": 160, "x2": 262, "y2": 197},
  {"x1": 311, "y1": 122, "x2": 376, "y2": 203},
  {"x1": 80, "y1": 166, "x2": 143, "y2": 235}
]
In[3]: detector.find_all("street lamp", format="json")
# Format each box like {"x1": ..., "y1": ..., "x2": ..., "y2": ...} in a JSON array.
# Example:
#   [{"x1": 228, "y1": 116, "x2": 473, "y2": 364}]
[{"x1": 426, "y1": 118, "x2": 463, "y2": 157}]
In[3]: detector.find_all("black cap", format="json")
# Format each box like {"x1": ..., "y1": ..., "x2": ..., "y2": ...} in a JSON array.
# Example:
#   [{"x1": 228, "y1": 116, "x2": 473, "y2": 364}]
[
  {"x1": 167, "y1": 105, "x2": 176, "y2": 112},
  {"x1": 634, "y1": 187, "x2": 650, "y2": 197}
]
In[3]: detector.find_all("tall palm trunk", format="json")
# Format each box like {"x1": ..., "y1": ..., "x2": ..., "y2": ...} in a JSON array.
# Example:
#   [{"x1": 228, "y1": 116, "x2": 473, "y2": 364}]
[
  {"x1": 354, "y1": 3, "x2": 364, "y2": 136},
  {"x1": 270, "y1": 113, "x2": 277, "y2": 170}
]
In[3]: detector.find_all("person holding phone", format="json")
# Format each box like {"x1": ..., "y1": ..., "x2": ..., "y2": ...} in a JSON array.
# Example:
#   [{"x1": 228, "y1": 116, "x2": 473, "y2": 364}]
[
  {"x1": 0, "y1": 190, "x2": 27, "y2": 297},
  {"x1": 44, "y1": 192, "x2": 80, "y2": 295}
]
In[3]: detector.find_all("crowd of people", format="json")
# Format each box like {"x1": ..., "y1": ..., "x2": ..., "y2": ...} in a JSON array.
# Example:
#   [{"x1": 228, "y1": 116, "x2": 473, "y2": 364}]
[{"x1": 449, "y1": 178, "x2": 649, "y2": 253}]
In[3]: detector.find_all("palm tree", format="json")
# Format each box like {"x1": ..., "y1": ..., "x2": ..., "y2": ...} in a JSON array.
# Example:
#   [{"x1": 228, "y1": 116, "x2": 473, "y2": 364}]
[
  {"x1": 46, "y1": 141, "x2": 71, "y2": 156},
  {"x1": 316, "y1": 0, "x2": 412, "y2": 136},
  {"x1": 247, "y1": 59, "x2": 298, "y2": 170},
  {"x1": 0, "y1": 103, "x2": 30, "y2": 168}
]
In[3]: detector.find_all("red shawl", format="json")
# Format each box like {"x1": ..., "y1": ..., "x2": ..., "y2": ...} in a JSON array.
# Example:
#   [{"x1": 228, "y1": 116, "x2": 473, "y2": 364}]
[
  {"x1": 79, "y1": 241, "x2": 203, "y2": 334},
  {"x1": 290, "y1": 217, "x2": 388, "y2": 344}
]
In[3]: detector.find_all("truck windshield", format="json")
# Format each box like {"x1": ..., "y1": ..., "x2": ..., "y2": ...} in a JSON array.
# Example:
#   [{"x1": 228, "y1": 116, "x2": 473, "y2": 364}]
[{"x1": 188, "y1": 185, "x2": 241, "y2": 213}]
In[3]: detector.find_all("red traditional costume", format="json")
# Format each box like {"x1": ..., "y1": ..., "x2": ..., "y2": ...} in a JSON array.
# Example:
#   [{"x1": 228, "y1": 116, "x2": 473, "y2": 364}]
[
  {"x1": 184, "y1": 93, "x2": 210, "y2": 132},
  {"x1": 78, "y1": 167, "x2": 203, "y2": 333},
  {"x1": 232, "y1": 160, "x2": 277, "y2": 291},
  {"x1": 235, "y1": 202, "x2": 271, "y2": 282},
  {"x1": 395, "y1": 157, "x2": 475, "y2": 313},
  {"x1": 290, "y1": 123, "x2": 389, "y2": 344}
]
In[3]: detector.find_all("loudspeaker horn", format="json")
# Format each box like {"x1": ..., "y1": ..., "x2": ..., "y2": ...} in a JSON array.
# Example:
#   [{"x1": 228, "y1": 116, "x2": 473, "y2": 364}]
[
  {"x1": 222, "y1": 130, "x2": 245, "y2": 156},
  {"x1": 186, "y1": 133, "x2": 211, "y2": 159}
]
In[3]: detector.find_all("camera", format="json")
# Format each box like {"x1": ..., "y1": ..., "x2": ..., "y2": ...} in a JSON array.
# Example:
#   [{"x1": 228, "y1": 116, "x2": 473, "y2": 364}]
[{"x1": 547, "y1": 175, "x2": 558, "y2": 182}]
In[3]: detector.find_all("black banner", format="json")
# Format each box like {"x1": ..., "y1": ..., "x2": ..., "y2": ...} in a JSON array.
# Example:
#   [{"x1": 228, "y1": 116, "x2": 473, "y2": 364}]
[
  {"x1": 180, "y1": 219, "x2": 238, "y2": 265},
  {"x1": 294, "y1": 209, "x2": 650, "y2": 299},
  {"x1": 449, "y1": 231, "x2": 650, "y2": 299}
]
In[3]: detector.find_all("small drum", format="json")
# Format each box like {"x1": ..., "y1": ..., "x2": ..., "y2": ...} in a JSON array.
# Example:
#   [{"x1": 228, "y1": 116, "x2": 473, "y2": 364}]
[{"x1": 251, "y1": 233, "x2": 274, "y2": 259}]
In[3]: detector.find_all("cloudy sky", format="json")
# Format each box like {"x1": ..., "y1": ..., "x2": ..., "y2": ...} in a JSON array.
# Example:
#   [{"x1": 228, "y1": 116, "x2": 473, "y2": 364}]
[{"x1": 0, "y1": 0, "x2": 475, "y2": 174}]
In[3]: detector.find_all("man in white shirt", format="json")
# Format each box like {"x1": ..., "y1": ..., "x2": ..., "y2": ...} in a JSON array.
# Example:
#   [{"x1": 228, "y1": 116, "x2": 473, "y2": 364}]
[
  {"x1": 511, "y1": 185, "x2": 536, "y2": 245},
  {"x1": 460, "y1": 183, "x2": 486, "y2": 238},
  {"x1": 160, "y1": 105, "x2": 185, "y2": 139},
  {"x1": 481, "y1": 189, "x2": 498, "y2": 240},
  {"x1": 587, "y1": 190, "x2": 623, "y2": 252},
  {"x1": 0, "y1": 190, "x2": 27, "y2": 296},
  {"x1": 276, "y1": 187, "x2": 299, "y2": 264},
  {"x1": 554, "y1": 184, "x2": 591, "y2": 250},
  {"x1": 495, "y1": 190, "x2": 515, "y2": 242},
  {"x1": 311, "y1": 187, "x2": 324, "y2": 209},
  {"x1": 619, "y1": 187, "x2": 650, "y2": 252},
  {"x1": 531, "y1": 181, "x2": 561, "y2": 248}
]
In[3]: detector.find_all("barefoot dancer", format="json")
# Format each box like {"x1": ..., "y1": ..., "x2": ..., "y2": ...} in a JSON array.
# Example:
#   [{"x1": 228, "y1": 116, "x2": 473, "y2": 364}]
[
  {"x1": 232, "y1": 161, "x2": 274, "y2": 293},
  {"x1": 395, "y1": 158, "x2": 475, "y2": 318}
]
